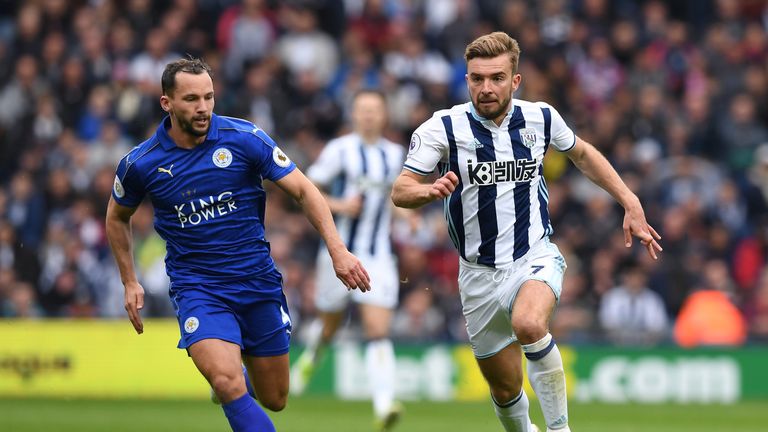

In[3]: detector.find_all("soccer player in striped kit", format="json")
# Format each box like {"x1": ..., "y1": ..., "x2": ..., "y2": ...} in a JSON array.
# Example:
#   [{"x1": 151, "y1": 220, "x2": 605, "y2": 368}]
[
  {"x1": 292, "y1": 90, "x2": 405, "y2": 431},
  {"x1": 392, "y1": 32, "x2": 662, "y2": 432}
]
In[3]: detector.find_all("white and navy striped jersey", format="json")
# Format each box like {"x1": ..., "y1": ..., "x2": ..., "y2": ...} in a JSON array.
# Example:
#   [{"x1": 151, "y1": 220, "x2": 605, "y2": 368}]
[
  {"x1": 404, "y1": 100, "x2": 575, "y2": 268},
  {"x1": 307, "y1": 133, "x2": 405, "y2": 258}
]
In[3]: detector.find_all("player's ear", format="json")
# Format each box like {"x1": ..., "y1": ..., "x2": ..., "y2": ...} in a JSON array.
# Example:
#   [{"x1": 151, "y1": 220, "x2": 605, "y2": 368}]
[
  {"x1": 512, "y1": 73, "x2": 522, "y2": 91},
  {"x1": 160, "y1": 95, "x2": 171, "y2": 112}
]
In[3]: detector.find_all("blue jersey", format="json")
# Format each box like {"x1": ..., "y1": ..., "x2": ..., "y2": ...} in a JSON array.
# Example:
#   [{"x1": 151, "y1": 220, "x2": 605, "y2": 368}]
[{"x1": 112, "y1": 114, "x2": 296, "y2": 287}]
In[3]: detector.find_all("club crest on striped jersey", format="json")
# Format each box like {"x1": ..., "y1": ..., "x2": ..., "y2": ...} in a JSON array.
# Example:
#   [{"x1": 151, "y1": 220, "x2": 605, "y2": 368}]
[
  {"x1": 212, "y1": 147, "x2": 233, "y2": 168},
  {"x1": 520, "y1": 128, "x2": 537, "y2": 148}
]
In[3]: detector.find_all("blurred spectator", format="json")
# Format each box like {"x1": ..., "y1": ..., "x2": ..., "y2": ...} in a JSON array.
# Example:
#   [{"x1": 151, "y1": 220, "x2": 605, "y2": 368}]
[
  {"x1": 6, "y1": 171, "x2": 45, "y2": 250},
  {"x1": 2, "y1": 281, "x2": 41, "y2": 318},
  {"x1": 674, "y1": 259, "x2": 748, "y2": 347},
  {"x1": 599, "y1": 259, "x2": 669, "y2": 346},
  {"x1": 744, "y1": 268, "x2": 768, "y2": 342},
  {"x1": 716, "y1": 92, "x2": 768, "y2": 171},
  {"x1": 275, "y1": 3, "x2": 338, "y2": 88},
  {"x1": 0, "y1": 219, "x2": 40, "y2": 287},
  {"x1": 218, "y1": 0, "x2": 277, "y2": 83},
  {"x1": 391, "y1": 288, "x2": 446, "y2": 343}
]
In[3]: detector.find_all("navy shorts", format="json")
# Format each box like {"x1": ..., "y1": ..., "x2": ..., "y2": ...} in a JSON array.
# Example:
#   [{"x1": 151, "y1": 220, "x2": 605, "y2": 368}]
[{"x1": 171, "y1": 276, "x2": 292, "y2": 357}]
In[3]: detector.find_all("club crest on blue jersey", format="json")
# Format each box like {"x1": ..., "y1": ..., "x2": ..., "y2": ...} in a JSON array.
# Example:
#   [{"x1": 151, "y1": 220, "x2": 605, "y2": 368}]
[
  {"x1": 184, "y1": 316, "x2": 199, "y2": 333},
  {"x1": 520, "y1": 128, "x2": 537, "y2": 148},
  {"x1": 212, "y1": 148, "x2": 233, "y2": 168},
  {"x1": 113, "y1": 176, "x2": 125, "y2": 198}
]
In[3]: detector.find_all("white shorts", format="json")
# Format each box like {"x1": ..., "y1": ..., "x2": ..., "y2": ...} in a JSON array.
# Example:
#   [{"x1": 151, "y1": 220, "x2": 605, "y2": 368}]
[
  {"x1": 314, "y1": 252, "x2": 399, "y2": 312},
  {"x1": 459, "y1": 239, "x2": 567, "y2": 359}
]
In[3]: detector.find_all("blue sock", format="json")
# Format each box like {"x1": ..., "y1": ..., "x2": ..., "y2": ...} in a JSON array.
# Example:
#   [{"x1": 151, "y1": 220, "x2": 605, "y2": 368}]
[
  {"x1": 222, "y1": 393, "x2": 275, "y2": 432},
  {"x1": 242, "y1": 365, "x2": 256, "y2": 399}
]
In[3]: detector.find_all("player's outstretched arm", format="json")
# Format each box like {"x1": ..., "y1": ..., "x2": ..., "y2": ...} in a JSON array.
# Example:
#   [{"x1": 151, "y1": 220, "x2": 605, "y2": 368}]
[
  {"x1": 391, "y1": 169, "x2": 458, "y2": 209},
  {"x1": 105, "y1": 197, "x2": 145, "y2": 334},
  {"x1": 274, "y1": 169, "x2": 371, "y2": 292},
  {"x1": 565, "y1": 136, "x2": 663, "y2": 259}
]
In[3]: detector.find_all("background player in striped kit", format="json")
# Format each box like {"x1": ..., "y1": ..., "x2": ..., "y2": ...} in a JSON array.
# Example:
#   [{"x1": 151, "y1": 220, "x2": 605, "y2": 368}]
[
  {"x1": 391, "y1": 32, "x2": 662, "y2": 432},
  {"x1": 291, "y1": 90, "x2": 405, "y2": 431}
]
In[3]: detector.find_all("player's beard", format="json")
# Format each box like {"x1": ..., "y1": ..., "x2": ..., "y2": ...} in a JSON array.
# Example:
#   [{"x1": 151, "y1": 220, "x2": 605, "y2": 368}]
[
  {"x1": 473, "y1": 94, "x2": 512, "y2": 120},
  {"x1": 176, "y1": 112, "x2": 210, "y2": 137}
]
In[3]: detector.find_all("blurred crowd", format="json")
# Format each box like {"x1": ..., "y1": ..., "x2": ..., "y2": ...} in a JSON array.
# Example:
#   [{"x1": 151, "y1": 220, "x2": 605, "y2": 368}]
[{"x1": 1, "y1": 0, "x2": 768, "y2": 347}]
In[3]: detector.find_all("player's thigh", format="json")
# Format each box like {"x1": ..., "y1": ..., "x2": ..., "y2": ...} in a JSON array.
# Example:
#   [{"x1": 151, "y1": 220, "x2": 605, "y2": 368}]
[
  {"x1": 508, "y1": 241, "x2": 567, "y2": 341},
  {"x1": 188, "y1": 338, "x2": 244, "y2": 386},
  {"x1": 476, "y1": 343, "x2": 525, "y2": 396},
  {"x1": 243, "y1": 353, "x2": 289, "y2": 406},
  {"x1": 459, "y1": 262, "x2": 517, "y2": 358},
  {"x1": 358, "y1": 303, "x2": 394, "y2": 339},
  {"x1": 511, "y1": 280, "x2": 557, "y2": 333},
  {"x1": 319, "y1": 310, "x2": 346, "y2": 340}
]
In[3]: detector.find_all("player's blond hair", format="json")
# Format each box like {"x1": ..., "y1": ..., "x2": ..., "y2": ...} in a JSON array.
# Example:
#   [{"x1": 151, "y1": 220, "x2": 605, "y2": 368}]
[{"x1": 464, "y1": 32, "x2": 521, "y2": 73}]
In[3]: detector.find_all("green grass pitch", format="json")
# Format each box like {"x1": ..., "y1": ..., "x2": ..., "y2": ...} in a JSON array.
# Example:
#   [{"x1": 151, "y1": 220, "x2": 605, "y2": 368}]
[{"x1": 0, "y1": 397, "x2": 764, "y2": 431}]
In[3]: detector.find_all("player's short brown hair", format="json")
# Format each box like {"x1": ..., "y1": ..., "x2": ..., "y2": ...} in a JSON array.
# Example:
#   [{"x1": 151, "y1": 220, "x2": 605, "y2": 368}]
[
  {"x1": 464, "y1": 32, "x2": 521, "y2": 73},
  {"x1": 161, "y1": 57, "x2": 212, "y2": 96}
]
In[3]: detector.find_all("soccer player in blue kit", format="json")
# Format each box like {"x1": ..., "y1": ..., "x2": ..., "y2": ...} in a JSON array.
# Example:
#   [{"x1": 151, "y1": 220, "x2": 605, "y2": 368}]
[
  {"x1": 105, "y1": 58, "x2": 370, "y2": 432},
  {"x1": 392, "y1": 32, "x2": 662, "y2": 432}
]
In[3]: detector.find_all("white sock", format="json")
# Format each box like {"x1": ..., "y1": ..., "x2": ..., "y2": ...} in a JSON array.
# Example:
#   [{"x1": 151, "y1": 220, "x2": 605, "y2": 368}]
[
  {"x1": 492, "y1": 390, "x2": 534, "y2": 432},
  {"x1": 301, "y1": 318, "x2": 326, "y2": 364},
  {"x1": 521, "y1": 333, "x2": 569, "y2": 430},
  {"x1": 365, "y1": 338, "x2": 396, "y2": 418}
]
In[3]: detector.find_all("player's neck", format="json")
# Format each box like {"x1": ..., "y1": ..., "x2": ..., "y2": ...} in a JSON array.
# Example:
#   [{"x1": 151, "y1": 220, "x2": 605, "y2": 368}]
[
  {"x1": 490, "y1": 103, "x2": 513, "y2": 126},
  {"x1": 358, "y1": 131, "x2": 381, "y2": 145},
  {"x1": 168, "y1": 121, "x2": 207, "y2": 149}
]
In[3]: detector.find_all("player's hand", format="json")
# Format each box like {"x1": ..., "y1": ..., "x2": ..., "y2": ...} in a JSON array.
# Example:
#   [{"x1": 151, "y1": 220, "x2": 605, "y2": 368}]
[
  {"x1": 124, "y1": 281, "x2": 145, "y2": 334},
  {"x1": 336, "y1": 196, "x2": 364, "y2": 217},
  {"x1": 330, "y1": 249, "x2": 371, "y2": 292},
  {"x1": 428, "y1": 171, "x2": 459, "y2": 200},
  {"x1": 623, "y1": 204, "x2": 662, "y2": 260}
]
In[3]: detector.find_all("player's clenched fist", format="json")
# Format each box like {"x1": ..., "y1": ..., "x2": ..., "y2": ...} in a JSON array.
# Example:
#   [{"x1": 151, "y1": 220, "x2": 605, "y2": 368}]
[{"x1": 429, "y1": 171, "x2": 459, "y2": 199}]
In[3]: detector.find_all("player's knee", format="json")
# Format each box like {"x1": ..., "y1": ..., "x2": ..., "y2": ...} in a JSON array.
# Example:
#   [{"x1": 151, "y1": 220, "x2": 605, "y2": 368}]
[
  {"x1": 489, "y1": 381, "x2": 524, "y2": 405},
  {"x1": 209, "y1": 373, "x2": 245, "y2": 402},
  {"x1": 364, "y1": 328, "x2": 389, "y2": 340},
  {"x1": 261, "y1": 392, "x2": 287, "y2": 412},
  {"x1": 512, "y1": 317, "x2": 548, "y2": 345}
]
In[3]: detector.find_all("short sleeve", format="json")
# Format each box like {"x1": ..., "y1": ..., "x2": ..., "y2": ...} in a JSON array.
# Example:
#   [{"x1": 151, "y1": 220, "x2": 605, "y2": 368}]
[
  {"x1": 306, "y1": 140, "x2": 343, "y2": 187},
  {"x1": 112, "y1": 149, "x2": 146, "y2": 207},
  {"x1": 403, "y1": 116, "x2": 448, "y2": 176},
  {"x1": 547, "y1": 104, "x2": 576, "y2": 152},
  {"x1": 246, "y1": 128, "x2": 296, "y2": 181}
]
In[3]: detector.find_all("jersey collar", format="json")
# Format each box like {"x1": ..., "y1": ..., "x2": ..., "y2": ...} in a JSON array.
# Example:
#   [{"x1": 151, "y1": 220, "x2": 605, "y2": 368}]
[
  {"x1": 156, "y1": 113, "x2": 221, "y2": 150},
  {"x1": 469, "y1": 100, "x2": 516, "y2": 127}
]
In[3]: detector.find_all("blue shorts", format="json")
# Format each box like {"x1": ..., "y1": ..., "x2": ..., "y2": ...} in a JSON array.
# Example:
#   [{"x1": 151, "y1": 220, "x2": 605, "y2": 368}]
[{"x1": 170, "y1": 276, "x2": 291, "y2": 357}]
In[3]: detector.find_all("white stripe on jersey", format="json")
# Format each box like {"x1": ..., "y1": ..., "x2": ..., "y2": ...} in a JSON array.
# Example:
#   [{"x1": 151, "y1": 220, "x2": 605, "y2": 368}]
[
  {"x1": 307, "y1": 133, "x2": 405, "y2": 257},
  {"x1": 404, "y1": 100, "x2": 575, "y2": 268}
]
